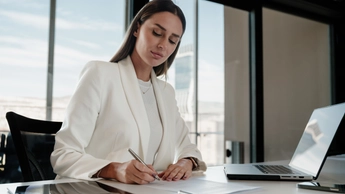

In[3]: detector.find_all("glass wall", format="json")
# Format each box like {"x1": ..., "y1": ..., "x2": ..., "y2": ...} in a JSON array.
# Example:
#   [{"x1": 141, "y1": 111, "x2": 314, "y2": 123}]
[
  {"x1": 0, "y1": 0, "x2": 125, "y2": 183},
  {"x1": 263, "y1": 8, "x2": 330, "y2": 161},
  {"x1": 167, "y1": 0, "x2": 225, "y2": 166},
  {"x1": 166, "y1": 0, "x2": 196, "y2": 139},
  {"x1": 0, "y1": 1, "x2": 50, "y2": 124},
  {"x1": 53, "y1": 0, "x2": 125, "y2": 121},
  {"x1": 0, "y1": 0, "x2": 126, "y2": 126},
  {"x1": 197, "y1": 0, "x2": 224, "y2": 166},
  {"x1": 0, "y1": 0, "x2": 51, "y2": 183}
]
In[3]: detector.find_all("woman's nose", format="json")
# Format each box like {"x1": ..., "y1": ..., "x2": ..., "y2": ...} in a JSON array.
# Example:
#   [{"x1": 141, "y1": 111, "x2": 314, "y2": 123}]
[{"x1": 157, "y1": 39, "x2": 168, "y2": 50}]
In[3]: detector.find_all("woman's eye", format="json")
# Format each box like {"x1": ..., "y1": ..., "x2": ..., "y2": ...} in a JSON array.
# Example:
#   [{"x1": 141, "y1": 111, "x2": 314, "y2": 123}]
[
  {"x1": 153, "y1": 30, "x2": 161, "y2": 36},
  {"x1": 169, "y1": 40, "x2": 177, "y2": 45}
]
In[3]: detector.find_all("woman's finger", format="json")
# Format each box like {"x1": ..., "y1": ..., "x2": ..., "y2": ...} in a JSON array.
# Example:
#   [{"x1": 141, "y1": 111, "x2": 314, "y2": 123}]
[
  {"x1": 182, "y1": 170, "x2": 192, "y2": 180},
  {"x1": 126, "y1": 160, "x2": 155, "y2": 184},
  {"x1": 172, "y1": 169, "x2": 185, "y2": 181}
]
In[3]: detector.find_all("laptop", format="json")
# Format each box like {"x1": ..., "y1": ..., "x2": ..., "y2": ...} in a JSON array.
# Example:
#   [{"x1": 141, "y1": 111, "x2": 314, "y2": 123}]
[{"x1": 224, "y1": 102, "x2": 345, "y2": 181}]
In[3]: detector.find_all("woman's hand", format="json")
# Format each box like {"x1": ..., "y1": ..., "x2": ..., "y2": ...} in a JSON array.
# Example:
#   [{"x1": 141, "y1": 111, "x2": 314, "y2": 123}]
[
  {"x1": 100, "y1": 160, "x2": 157, "y2": 184},
  {"x1": 158, "y1": 158, "x2": 193, "y2": 181}
]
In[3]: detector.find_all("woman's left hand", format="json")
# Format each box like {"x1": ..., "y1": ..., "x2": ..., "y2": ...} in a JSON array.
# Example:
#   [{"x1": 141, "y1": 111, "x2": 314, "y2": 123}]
[{"x1": 158, "y1": 158, "x2": 193, "y2": 181}]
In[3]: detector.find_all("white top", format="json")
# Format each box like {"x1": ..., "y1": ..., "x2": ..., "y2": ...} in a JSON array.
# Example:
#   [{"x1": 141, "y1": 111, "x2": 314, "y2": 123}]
[{"x1": 138, "y1": 79, "x2": 163, "y2": 164}]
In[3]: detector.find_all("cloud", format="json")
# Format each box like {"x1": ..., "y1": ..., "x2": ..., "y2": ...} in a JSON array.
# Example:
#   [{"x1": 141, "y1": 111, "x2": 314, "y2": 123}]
[
  {"x1": 0, "y1": 10, "x2": 49, "y2": 29},
  {"x1": 72, "y1": 40, "x2": 101, "y2": 50},
  {"x1": 198, "y1": 59, "x2": 224, "y2": 102},
  {"x1": 0, "y1": 9, "x2": 121, "y2": 31},
  {"x1": 0, "y1": 35, "x2": 48, "y2": 67},
  {"x1": 54, "y1": 44, "x2": 102, "y2": 66},
  {"x1": 55, "y1": 17, "x2": 120, "y2": 31},
  {"x1": 0, "y1": 0, "x2": 47, "y2": 9},
  {"x1": 0, "y1": 35, "x2": 110, "y2": 68}
]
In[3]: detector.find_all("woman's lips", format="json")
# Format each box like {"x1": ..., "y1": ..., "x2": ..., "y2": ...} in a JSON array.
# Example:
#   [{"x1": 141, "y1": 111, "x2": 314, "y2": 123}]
[{"x1": 151, "y1": 51, "x2": 163, "y2": 59}]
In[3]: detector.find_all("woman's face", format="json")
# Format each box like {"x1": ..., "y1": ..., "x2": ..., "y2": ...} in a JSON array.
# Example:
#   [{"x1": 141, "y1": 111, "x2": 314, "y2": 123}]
[{"x1": 132, "y1": 11, "x2": 183, "y2": 68}]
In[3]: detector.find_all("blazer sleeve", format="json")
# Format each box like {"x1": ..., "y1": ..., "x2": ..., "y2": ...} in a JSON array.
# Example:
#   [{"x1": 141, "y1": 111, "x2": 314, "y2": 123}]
[{"x1": 50, "y1": 61, "x2": 111, "y2": 180}]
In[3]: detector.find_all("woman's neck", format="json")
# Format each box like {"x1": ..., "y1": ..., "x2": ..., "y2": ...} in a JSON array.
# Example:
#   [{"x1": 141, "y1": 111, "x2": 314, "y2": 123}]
[{"x1": 130, "y1": 53, "x2": 152, "y2": 81}]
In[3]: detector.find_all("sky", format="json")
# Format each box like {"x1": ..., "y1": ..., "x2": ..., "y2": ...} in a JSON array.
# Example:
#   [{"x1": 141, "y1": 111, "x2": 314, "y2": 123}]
[{"x1": 0, "y1": 0, "x2": 224, "y2": 102}]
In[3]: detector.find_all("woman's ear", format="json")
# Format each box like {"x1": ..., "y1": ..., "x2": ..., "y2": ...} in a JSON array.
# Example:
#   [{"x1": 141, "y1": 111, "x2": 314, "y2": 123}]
[{"x1": 133, "y1": 22, "x2": 141, "y2": 37}]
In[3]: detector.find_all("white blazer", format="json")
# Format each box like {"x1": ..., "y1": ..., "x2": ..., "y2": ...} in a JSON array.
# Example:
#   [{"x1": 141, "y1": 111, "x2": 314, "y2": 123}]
[{"x1": 50, "y1": 56, "x2": 207, "y2": 180}]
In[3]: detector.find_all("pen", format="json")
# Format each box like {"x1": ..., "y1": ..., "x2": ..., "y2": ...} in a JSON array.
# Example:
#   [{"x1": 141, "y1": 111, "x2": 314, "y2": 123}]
[
  {"x1": 128, "y1": 148, "x2": 161, "y2": 181},
  {"x1": 178, "y1": 190, "x2": 193, "y2": 194},
  {"x1": 7, "y1": 188, "x2": 14, "y2": 194}
]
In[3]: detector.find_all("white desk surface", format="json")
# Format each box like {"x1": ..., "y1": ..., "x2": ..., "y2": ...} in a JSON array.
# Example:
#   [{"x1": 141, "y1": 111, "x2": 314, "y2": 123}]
[
  {"x1": 1, "y1": 155, "x2": 344, "y2": 194},
  {"x1": 200, "y1": 156, "x2": 345, "y2": 194}
]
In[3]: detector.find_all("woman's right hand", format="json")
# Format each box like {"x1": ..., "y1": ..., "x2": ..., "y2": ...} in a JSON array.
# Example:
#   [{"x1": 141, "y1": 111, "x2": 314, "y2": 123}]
[{"x1": 100, "y1": 160, "x2": 157, "y2": 184}]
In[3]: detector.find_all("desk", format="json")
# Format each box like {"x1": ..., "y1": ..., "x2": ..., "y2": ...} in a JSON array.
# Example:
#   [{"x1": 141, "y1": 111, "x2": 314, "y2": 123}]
[
  {"x1": 200, "y1": 155, "x2": 345, "y2": 194},
  {"x1": 0, "y1": 155, "x2": 344, "y2": 194}
]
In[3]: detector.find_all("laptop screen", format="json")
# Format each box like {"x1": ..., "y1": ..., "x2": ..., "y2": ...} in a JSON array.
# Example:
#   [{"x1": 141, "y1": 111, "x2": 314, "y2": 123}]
[{"x1": 289, "y1": 102, "x2": 345, "y2": 177}]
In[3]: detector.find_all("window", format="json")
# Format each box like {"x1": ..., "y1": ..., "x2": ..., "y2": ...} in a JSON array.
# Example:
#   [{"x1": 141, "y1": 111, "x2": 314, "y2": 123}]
[
  {"x1": 0, "y1": 0, "x2": 125, "y2": 183},
  {"x1": 0, "y1": 1, "x2": 50, "y2": 122},
  {"x1": 167, "y1": 0, "x2": 225, "y2": 166},
  {"x1": 0, "y1": 0, "x2": 50, "y2": 183},
  {"x1": 165, "y1": 0, "x2": 196, "y2": 140},
  {"x1": 53, "y1": 0, "x2": 125, "y2": 121},
  {"x1": 197, "y1": 0, "x2": 225, "y2": 166}
]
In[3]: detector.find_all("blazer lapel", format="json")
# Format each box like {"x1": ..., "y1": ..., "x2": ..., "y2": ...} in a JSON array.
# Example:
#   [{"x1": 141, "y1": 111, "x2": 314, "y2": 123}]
[
  {"x1": 151, "y1": 72, "x2": 174, "y2": 168},
  {"x1": 151, "y1": 73, "x2": 168, "y2": 138},
  {"x1": 118, "y1": 56, "x2": 150, "y2": 160}
]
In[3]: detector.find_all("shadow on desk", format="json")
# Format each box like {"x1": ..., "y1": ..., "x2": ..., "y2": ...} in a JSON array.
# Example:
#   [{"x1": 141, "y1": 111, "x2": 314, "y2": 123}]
[{"x1": 12, "y1": 181, "x2": 132, "y2": 194}]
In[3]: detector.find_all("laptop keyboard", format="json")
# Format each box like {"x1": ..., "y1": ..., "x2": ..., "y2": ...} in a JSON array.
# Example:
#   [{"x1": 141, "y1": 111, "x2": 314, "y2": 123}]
[{"x1": 254, "y1": 165, "x2": 300, "y2": 174}]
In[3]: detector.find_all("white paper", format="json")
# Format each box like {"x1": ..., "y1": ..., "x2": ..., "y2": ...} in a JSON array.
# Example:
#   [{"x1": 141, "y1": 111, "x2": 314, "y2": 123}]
[
  {"x1": 99, "y1": 177, "x2": 259, "y2": 194},
  {"x1": 144, "y1": 178, "x2": 259, "y2": 194},
  {"x1": 99, "y1": 180, "x2": 170, "y2": 193}
]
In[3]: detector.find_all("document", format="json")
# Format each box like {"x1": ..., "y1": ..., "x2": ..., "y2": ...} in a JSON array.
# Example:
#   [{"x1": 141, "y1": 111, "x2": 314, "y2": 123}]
[
  {"x1": 98, "y1": 177, "x2": 259, "y2": 194},
  {"x1": 145, "y1": 177, "x2": 259, "y2": 194}
]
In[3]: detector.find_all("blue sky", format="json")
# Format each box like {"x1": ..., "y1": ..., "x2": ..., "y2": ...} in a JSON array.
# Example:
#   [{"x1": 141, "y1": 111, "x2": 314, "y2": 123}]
[{"x1": 0, "y1": 0, "x2": 224, "y2": 102}]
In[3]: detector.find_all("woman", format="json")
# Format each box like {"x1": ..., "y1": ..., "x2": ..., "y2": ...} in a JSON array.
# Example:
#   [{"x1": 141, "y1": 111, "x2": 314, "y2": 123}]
[{"x1": 51, "y1": 0, "x2": 207, "y2": 185}]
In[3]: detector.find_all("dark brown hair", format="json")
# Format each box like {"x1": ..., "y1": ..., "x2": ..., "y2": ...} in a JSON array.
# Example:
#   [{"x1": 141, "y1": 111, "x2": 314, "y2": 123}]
[{"x1": 109, "y1": 0, "x2": 186, "y2": 77}]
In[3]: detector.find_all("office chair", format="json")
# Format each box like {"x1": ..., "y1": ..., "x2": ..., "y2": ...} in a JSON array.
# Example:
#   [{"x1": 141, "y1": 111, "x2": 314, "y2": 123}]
[
  {"x1": 0, "y1": 133, "x2": 6, "y2": 167},
  {"x1": 5, "y1": 111, "x2": 62, "y2": 181}
]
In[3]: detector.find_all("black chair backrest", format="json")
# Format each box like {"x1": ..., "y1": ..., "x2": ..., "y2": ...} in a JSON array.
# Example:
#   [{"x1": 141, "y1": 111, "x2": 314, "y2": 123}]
[
  {"x1": 5, "y1": 111, "x2": 62, "y2": 181},
  {"x1": 0, "y1": 133, "x2": 6, "y2": 167}
]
